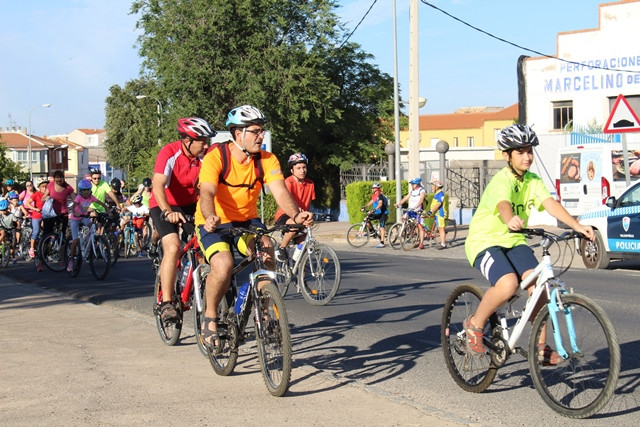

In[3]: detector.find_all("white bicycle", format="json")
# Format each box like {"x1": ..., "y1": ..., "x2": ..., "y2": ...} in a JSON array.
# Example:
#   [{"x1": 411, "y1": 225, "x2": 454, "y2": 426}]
[
  {"x1": 65, "y1": 214, "x2": 111, "y2": 280},
  {"x1": 441, "y1": 228, "x2": 620, "y2": 418}
]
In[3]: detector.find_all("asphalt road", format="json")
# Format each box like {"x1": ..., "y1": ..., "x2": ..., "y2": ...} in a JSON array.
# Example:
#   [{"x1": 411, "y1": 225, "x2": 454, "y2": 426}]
[{"x1": 2, "y1": 238, "x2": 639, "y2": 425}]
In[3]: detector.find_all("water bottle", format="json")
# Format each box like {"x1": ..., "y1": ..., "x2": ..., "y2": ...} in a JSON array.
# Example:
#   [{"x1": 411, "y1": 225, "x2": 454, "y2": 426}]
[
  {"x1": 178, "y1": 259, "x2": 190, "y2": 291},
  {"x1": 234, "y1": 282, "x2": 250, "y2": 314},
  {"x1": 292, "y1": 242, "x2": 304, "y2": 261}
]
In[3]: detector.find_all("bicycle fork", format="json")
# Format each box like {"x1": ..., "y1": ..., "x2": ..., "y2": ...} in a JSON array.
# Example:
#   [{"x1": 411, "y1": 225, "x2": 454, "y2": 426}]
[{"x1": 547, "y1": 286, "x2": 580, "y2": 359}]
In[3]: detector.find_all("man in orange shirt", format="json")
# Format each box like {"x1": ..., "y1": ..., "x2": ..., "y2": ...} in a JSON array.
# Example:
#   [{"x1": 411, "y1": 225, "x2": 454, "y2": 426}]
[
  {"x1": 273, "y1": 152, "x2": 316, "y2": 261},
  {"x1": 195, "y1": 105, "x2": 313, "y2": 352}
]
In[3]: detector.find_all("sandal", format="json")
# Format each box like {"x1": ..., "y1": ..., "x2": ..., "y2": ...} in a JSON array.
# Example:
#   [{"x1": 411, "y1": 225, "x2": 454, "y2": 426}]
[
  {"x1": 202, "y1": 317, "x2": 222, "y2": 355},
  {"x1": 463, "y1": 316, "x2": 485, "y2": 356},
  {"x1": 160, "y1": 302, "x2": 179, "y2": 322},
  {"x1": 538, "y1": 344, "x2": 563, "y2": 366}
]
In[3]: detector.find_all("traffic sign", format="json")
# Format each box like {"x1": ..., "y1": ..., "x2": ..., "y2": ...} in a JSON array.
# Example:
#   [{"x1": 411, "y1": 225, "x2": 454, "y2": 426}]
[{"x1": 603, "y1": 94, "x2": 640, "y2": 134}]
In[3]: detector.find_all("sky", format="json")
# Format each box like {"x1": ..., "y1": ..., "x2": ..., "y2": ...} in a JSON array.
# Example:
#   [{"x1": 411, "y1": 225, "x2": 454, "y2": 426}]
[{"x1": 0, "y1": 0, "x2": 609, "y2": 136}]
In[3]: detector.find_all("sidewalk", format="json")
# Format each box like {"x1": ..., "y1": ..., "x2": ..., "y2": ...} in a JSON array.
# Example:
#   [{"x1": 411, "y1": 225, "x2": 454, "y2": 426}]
[{"x1": 0, "y1": 275, "x2": 465, "y2": 426}]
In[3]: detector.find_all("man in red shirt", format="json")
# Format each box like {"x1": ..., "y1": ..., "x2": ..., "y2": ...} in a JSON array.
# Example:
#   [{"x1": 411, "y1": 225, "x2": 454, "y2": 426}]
[
  {"x1": 274, "y1": 152, "x2": 316, "y2": 260},
  {"x1": 150, "y1": 117, "x2": 215, "y2": 322}
]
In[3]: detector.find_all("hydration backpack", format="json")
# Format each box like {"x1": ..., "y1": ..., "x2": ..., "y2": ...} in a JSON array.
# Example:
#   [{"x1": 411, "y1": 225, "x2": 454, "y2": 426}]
[{"x1": 214, "y1": 142, "x2": 265, "y2": 194}]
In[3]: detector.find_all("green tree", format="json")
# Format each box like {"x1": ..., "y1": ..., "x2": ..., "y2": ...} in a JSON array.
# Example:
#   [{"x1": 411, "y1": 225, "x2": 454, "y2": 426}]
[
  {"x1": 0, "y1": 137, "x2": 28, "y2": 184},
  {"x1": 119, "y1": 0, "x2": 395, "y2": 208}
]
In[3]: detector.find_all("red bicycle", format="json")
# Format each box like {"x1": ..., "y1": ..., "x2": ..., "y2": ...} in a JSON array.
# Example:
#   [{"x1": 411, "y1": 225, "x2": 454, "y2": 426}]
[{"x1": 152, "y1": 219, "x2": 209, "y2": 355}]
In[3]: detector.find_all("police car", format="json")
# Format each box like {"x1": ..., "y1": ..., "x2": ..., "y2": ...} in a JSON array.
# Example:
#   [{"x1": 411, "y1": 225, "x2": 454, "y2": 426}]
[{"x1": 578, "y1": 180, "x2": 640, "y2": 269}]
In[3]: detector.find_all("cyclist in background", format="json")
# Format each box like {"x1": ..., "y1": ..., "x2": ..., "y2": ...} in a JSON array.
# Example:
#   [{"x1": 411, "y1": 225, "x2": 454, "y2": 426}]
[
  {"x1": 23, "y1": 180, "x2": 47, "y2": 261},
  {"x1": 122, "y1": 194, "x2": 149, "y2": 257},
  {"x1": 427, "y1": 179, "x2": 448, "y2": 250},
  {"x1": 196, "y1": 105, "x2": 313, "y2": 353},
  {"x1": 273, "y1": 152, "x2": 316, "y2": 261},
  {"x1": 150, "y1": 117, "x2": 214, "y2": 322},
  {"x1": 7, "y1": 192, "x2": 23, "y2": 257},
  {"x1": 42, "y1": 170, "x2": 75, "y2": 236},
  {"x1": 3, "y1": 179, "x2": 17, "y2": 199},
  {"x1": 68, "y1": 179, "x2": 109, "y2": 272},
  {"x1": 463, "y1": 124, "x2": 594, "y2": 363},
  {"x1": 0, "y1": 199, "x2": 20, "y2": 266},
  {"x1": 362, "y1": 182, "x2": 388, "y2": 248},
  {"x1": 395, "y1": 177, "x2": 427, "y2": 250}
]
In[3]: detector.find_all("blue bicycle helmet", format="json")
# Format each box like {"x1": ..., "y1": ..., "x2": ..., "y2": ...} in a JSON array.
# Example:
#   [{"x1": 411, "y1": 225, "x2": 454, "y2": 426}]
[
  {"x1": 409, "y1": 177, "x2": 422, "y2": 185},
  {"x1": 7, "y1": 191, "x2": 19, "y2": 200},
  {"x1": 5, "y1": 179, "x2": 14, "y2": 186},
  {"x1": 0, "y1": 199, "x2": 8, "y2": 210},
  {"x1": 78, "y1": 179, "x2": 92, "y2": 190}
]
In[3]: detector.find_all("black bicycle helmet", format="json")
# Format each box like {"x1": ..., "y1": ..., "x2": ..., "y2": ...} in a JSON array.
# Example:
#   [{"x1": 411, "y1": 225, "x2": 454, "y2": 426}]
[
  {"x1": 110, "y1": 178, "x2": 121, "y2": 191},
  {"x1": 142, "y1": 177, "x2": 151, "y2": 188},
  {"x1": 497, "y1": 124, "x2": 539, "y2": 151}
]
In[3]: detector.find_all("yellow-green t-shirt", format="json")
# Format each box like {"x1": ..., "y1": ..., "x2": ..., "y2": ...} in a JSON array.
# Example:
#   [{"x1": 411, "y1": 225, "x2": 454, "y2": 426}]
[
  {"x1": 195, "y1": 147, "x2": 283, "y2": 225},
  {"x1": 464, "y1": 167, "x2": 552, "y2": 265}
]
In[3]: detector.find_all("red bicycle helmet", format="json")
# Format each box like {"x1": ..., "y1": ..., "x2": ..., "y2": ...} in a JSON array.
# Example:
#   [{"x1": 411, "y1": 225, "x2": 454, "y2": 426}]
[{"x1": 176, "y1": 117, "x2": 216, "y2": 139}]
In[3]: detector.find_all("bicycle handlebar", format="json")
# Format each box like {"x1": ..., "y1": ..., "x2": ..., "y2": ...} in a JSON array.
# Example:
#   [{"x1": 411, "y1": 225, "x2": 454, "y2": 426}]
[
  {"x1": 217, "y1": 223, "x2": 305, "y2": 238},
  {"x1": 512, "y1": 228, "x2": 586, "y2": 241}
]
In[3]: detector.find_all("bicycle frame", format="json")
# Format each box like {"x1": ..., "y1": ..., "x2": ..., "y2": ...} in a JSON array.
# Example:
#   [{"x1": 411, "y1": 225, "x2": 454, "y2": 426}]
[
  {"x1": 285, "y1": 227, "x2": 316, "y2": 283},
  {"x1": 486, "y1": 232, "x2": 578, "y2": 360}
]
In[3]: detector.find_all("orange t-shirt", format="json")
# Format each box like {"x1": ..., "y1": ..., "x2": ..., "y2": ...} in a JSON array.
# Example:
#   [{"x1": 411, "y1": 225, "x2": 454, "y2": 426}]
[{"x1": 195, "y1": 146, "x2": 283, "y2": 225}]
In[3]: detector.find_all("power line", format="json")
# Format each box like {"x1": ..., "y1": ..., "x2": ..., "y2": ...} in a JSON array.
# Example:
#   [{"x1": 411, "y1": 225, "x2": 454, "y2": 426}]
[
  {"x1": 421, "y1": 0, "x2": 640, "y2": 74},
  {"x1": 339, "y1": 0, "x2": 379, "y2": 49}
]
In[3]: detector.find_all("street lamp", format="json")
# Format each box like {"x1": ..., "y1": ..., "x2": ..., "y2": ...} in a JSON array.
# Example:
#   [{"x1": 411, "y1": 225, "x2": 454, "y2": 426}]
[
  {"x1": 28, "y1": 103, "x2": 51, "y2": 181},
  {"x1": 136, "y1": 95, "x2": 163, "y2": 144}
]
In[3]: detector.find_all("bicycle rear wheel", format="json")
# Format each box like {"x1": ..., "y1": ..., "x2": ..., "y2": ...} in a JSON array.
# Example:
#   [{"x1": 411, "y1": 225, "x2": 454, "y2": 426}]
[
  {"x1": 39, "y1": 233, "x2": 66, "y2": 272},
  {"x1": 346, "y1": 223, "x2": 369, "y2": 248},
  {"x1": 528, "y1": 293, "x2": 620, "y2": 418},
  {"x1": 207, "y1": 286, "x2": 239, "y2": 376},
  {"x1": 89, "y1": 235, "x2": 111, "y2": 280},
  {"x1": 441, "y1": 283, "x2": 498, "y2": 393},
  {"x1": 123, "y1": 229, "x2": 133, "y2": 258},
  {"x1": 153, "y1": 272, "x2": 182, "y2": 346},
  {"x1": 298, "y1": 244, "x2": 341, "y2": 305},
  {"x1": 387, "y1": 223, "x2": 402, "y2": 250},
  {"x1": 255, "y1": 282, "x2": 292, "y2": 396}
]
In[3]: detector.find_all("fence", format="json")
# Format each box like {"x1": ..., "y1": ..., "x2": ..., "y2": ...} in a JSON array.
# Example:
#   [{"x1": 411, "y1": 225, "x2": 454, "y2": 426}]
[{"x1": 340, "y1": 160, "x2": 503, "y2": 209}]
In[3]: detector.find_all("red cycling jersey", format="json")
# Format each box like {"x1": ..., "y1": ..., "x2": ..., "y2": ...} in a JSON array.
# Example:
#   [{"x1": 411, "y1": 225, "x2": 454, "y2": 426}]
[{"x1": 149, "y1": 140, "x2": 202, "y2": 209}]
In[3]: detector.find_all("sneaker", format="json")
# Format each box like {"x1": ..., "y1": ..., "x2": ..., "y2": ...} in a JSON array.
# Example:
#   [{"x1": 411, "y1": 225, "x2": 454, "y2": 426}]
[
  {"x1": 376, "y1": 243, "x2": 386, "y2": 248},
  {"x1": 275, "y1": 247, "x2": 288, "y2": 262},
  {"x1": 67, "y1": 260, "x2": 74, "y2": 272},
  {"x1": 437, "y1": 244, "x2": 447, "y2": 250},
  {"x1": 138, "y1": 251, "x2": 144, "y2": 258},
  {"x1": 148, "y1": 243, "x2": 158, "y2": 257},
  {"x1": 29, "y1": 248, "x2": 35, "y2": 258}
]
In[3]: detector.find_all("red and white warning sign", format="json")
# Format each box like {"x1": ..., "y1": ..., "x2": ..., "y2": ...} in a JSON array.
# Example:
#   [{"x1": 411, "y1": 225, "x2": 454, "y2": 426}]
[{"x1": 603, "y1": 94, "x2": 640, "y2": 134}]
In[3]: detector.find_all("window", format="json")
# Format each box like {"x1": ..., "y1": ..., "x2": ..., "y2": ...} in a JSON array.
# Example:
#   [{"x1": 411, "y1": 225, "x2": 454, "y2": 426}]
[
  {"x1": 553, "y1": 101, "x2": 573, "y2": 130},
  {"x1": 467, "y1": 136, "x2": 474, "y2": 147},
  {"x1": 453, "y1": 137, "x2": 458, "y2": 147}
]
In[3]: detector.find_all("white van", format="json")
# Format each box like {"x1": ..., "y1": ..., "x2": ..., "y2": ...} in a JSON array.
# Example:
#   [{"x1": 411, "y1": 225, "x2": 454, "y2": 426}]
[{"x1": 555, "y1": 143, "x2": 640, "y2": 216}]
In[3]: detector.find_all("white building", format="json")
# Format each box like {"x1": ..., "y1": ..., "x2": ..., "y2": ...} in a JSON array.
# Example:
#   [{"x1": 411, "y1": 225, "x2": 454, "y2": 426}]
[{"x1": 523, "y1": 0, "x2": 640, "y2": 190}]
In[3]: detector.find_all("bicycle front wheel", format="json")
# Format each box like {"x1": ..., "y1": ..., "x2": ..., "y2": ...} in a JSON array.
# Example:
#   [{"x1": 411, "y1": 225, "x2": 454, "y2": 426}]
[
  {"x1": 401, "y1": 222, "x2": 420, "y2": 251},
  {"x1": 441, "y1": 283, "x2": 498, "y2": 393},
  {"x1": 275, "y1": 259, "x2": 292, "y2": 297},
  {"x1": 256, "y1": 282, "x2": 292, "y2": 397},
  {"x1": 106, "y1": 231, "x2": 119, "y2": 267},
  {"x1": 346, "y1": 223, "x2": 369, "y2": 248},
  {"x1": 89, "y1": 235, "x2": 111, "y2": 280},
  {"x1": 153, "y1": 271, "x2": 182, "y2": 346},
  {"x1": 39, "y1": 233, "x2": 66, "y2": 272},
  {"x1": 528, "y1": 293, "x2": 620, "y2": 419},
  {"x1": 444, "y1": 219, "x2": 458, "y2": 246},
  {"x1": 0, "y1": 243, "x2": 10, "y2": 268},
  {"x1": 298, "y1": 244, "x2": 341, "y2": 305},
  {"x1": 387, "y1": 223, "x2": 402, "y2": 250}
]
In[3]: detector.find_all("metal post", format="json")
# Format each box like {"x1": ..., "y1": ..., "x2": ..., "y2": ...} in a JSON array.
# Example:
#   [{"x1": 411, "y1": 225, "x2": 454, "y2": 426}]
[{"x1": 392, "y1": 0, "x2": 402, "y2": 219}]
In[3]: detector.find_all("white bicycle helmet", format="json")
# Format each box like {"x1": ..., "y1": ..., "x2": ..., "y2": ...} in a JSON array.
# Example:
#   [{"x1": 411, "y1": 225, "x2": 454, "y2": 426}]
[
  {"x1": 225, "y1": 105, "x2": 268, "y2": 129},
  {"x1": 497, "y1": 124, "x2": 539, "y2": 151}
]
